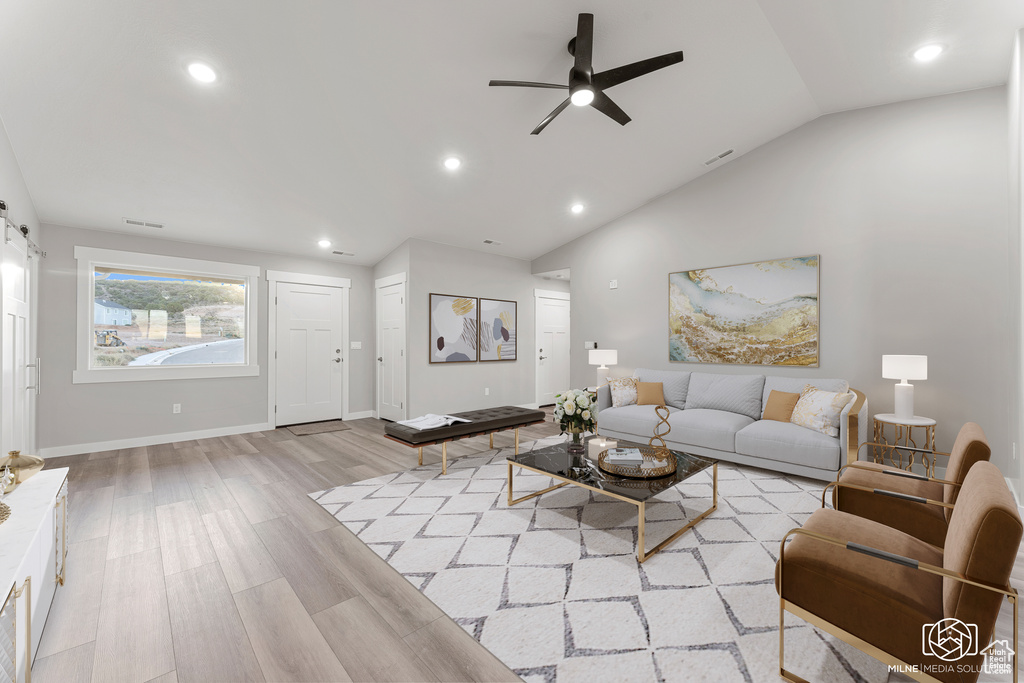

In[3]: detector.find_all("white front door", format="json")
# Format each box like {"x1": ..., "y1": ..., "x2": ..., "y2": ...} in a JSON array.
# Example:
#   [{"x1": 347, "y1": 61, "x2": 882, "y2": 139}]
[
  {"x1": 1, "y1": 228, "x2": 33, "y2": 454},
  {"x1": 536, "y1": 292, "x2": 570, "y2": 405},
  {"x1": 376, "y1": 278, "x2": 406, "y2": 421},
  {"x1": 275, "y1": 282, "x2": 344, "y2": 425}
]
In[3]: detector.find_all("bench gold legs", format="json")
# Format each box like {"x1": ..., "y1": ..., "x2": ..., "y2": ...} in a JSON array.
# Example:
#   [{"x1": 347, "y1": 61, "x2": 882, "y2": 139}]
[
  {"x1": 418, "y1": 447, "x2": 423, "y2": 466},
  {"x1": 489, "y1": 433, "x2": 494, "y2": 449},
  {"x1": 515, "y1": 428, "x2": 519, "y2": 454},
  {"x1": 442, "y1": 442, "x2": 447, "y2": 475},
  {"x1": 419, "y1": 426, "x2": 524, "y2": 475}
]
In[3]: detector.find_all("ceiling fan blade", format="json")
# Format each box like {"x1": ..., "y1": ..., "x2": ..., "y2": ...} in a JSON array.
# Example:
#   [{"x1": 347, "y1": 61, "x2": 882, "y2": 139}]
[
  {"x1": 531, "y1": 98, "x2": 571, "y2": 135},
  {"x1": 489, "y1": 80, "x2": 568, "y2": 89},
  {"x1": 590, "y1": 90, "x2": 631, "y2": 126},
  {"x1": 592, "y1": 51, "x2": 684, "y2": 90},
  {"x1": 574, "y1": 13, "x2": 594, "y2": 78}
]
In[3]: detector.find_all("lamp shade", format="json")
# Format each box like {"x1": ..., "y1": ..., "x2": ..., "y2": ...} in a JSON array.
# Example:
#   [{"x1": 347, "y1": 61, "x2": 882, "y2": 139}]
[
  {"x1": 882, "y1": 355, "x2": 927, "y2": 381},
  {"x1": 588, "y1": 349, "x2": 618, "y2": 366}
]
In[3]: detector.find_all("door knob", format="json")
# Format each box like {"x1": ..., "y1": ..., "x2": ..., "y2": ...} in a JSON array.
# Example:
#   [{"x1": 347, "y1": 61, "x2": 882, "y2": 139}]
[
  {"x1": 332, "y1": 358, "x2": 342, "y2": 363},
  {"x1": 377, "y1": 357, "x2": 383, "y2": 362},
  {"x1": 539, "y1": 356, "x2": 548, "y2": 360}
]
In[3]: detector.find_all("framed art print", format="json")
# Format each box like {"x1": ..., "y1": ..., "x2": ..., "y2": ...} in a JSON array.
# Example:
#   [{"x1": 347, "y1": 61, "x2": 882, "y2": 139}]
[
  {"x1": 429, "y1": 293, "x2": 478, "y2": 363},
  {"x1": 478, "y1": 298, "x2": 516, "y2": 362}
]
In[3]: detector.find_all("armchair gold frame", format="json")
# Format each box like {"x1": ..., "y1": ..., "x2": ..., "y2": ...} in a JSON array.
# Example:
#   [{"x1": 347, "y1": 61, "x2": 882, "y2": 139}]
[
  {"x1": 778, "y1": 527, "x2": 1018, "y2": 683},
  {"x1": 823, "y1": 442, "x2": 961, "y2": 510}
]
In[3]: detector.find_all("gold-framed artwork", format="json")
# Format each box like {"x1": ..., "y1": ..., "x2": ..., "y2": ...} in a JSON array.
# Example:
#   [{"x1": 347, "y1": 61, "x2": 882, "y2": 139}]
[
  {"x1": 668, "y1": 255, "x2": 819, "y2": 366},
  {"x1": 429, "y1": 293, "x2": 479, "y2": 363}
]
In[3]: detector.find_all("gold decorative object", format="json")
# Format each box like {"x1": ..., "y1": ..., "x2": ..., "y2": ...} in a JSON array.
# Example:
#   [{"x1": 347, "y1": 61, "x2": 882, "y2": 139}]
[
  {"x1": 648, "y1": 405, "x2": 671, "y2": 451},
  {"x1": 598, "y1": 446, "x2": 677, "y2": 479},
  {"x1": 2, "y1": 450, "x2": 44, "y2": 493},
  {"x1": 0, "y1": 502, "x2": 9, "y2": 526}
]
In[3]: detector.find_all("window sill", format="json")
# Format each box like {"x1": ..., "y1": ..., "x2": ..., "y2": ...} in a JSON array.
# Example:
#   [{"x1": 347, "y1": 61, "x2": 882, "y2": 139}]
[{"x1": 73, "y1": 365, "x2": 260, "y2": 384}]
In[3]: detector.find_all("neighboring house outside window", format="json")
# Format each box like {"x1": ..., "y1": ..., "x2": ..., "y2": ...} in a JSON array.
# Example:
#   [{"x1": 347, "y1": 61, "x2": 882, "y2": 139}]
[{"x1": 74, "y1": 247, "x2": 260, "y2": 383}]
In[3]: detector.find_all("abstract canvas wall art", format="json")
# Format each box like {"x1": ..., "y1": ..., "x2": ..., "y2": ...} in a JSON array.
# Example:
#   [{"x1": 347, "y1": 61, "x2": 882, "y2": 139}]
[
  {"x1": 429, "y1": 294, "x2": 478, "y2": 363},
  {"x1": 669, "y1": 255, "x2": 819, "y2": 366},
  {"x1": 478, "y1": 298, "x2": 517, "y2": 361}
]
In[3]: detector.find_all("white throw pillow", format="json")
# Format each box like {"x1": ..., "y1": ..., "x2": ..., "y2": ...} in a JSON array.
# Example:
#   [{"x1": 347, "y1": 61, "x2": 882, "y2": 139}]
[
  {"x1": 608, "y1": 377, "x2": 638, "y2": 408},
  {"x1": 791, "y1": 384, "x2": 852, "y2": 437}
]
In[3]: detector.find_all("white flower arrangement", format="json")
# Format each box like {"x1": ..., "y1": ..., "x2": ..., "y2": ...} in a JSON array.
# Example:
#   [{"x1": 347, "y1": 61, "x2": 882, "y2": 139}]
[{"x1": 554, "y1": 388, "x2": 597, "y2": 434}]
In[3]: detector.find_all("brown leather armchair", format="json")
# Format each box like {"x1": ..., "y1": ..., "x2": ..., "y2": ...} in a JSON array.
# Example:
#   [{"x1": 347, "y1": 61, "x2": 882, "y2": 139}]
[
  {"x1": 777, "y1": 461, "x2": 1020, "y2": 683},
  {"x1": 824, "y1": 422, "x2": 990, "y2": 548}
]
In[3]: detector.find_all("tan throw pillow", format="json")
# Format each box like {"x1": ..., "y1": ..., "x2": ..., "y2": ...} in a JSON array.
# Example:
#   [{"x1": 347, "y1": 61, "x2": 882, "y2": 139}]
[
  {"x1": 762, "y1": 390, "x2": 800, "y2": 422},
  {"x1": 791, "y1": 384, "x2": 852, "y2": 437},
  {"x1": 608, "y1": 377, "x2": 638, "y2": 408},
  {"x1": 636, "y1": 382, "x2": 666, "y2": 406}
]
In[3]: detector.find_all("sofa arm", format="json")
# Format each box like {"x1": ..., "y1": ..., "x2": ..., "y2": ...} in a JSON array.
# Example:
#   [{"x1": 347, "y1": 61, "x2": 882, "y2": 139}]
[
  {"x1": 838, "y1": 389, "x2": 867, "y2": 466},
  {"x1": 597, "y1": 384, "x2": 611, "y2": 412}
]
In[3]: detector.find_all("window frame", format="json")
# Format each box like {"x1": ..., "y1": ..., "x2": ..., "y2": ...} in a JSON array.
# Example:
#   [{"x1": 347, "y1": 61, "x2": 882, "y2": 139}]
[{"x1": 73, "y1": 247, "x2": 261, "y2": 383}]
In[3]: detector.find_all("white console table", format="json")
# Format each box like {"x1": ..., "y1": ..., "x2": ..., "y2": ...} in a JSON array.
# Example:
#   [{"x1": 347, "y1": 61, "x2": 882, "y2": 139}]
[{"x1": 0, "y1": 469, "x2": 68, "y2": 683}]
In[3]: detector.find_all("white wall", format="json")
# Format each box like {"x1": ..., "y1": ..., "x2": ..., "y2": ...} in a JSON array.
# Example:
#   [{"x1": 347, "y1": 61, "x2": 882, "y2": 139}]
[
  {"x1": 37, "y1": 223, "x2": 375, "y2": 453},
  {"x1": 0, "y1": 117, "x2": 38, "y2": 236},
  {"x1": 402, "y1": 238, "x2": 567, "y2": 417},
  {"x1": 533, "y1": 88, "x2": 1014, "y2": 476},
  {"x1": 1012, "y1": 30, "x2": 1024, "y2": 495}
]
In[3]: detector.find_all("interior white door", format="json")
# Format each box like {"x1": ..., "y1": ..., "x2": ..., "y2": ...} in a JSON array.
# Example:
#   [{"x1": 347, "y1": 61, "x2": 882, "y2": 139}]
[
  {"x1": 376, "y1": 281, "x2": 406, "y2": 421},
  {"x1": 275, "y1": 282, "x2": 344, "y2": 425},
  {"x1": 1, "y1": 229, "x2": 32, "y2": 455},
  {"x1": 536, "y1": 295, "x2": 570, "y2": 405}
]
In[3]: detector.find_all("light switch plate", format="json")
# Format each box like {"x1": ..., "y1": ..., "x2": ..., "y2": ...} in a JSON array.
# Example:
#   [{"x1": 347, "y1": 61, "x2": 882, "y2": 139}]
[
  {"x1": 351, "y1": 341, "x2": 362, "y2": 349},
  {"x1": 609, "y1": 280, "x2": 618, "y2": 289},
  {"x1": 584, "y1": 341, "x2": 597, "y2": 350}
]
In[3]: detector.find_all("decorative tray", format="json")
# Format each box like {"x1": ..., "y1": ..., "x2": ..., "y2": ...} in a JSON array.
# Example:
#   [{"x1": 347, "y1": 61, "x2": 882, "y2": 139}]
[{"x1": 598, "y1": 447, "x2": 676, "y2": 479}]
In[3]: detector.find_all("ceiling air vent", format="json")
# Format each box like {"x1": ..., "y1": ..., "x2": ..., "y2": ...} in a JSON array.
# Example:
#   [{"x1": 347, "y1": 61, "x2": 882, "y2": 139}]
[
  {"x1": 704, "y1": 149, "x2": 735, "y2": 166},
  {"x1": 483, "y1": 239, "x2": 503, "y2": 246},
  {"x1": 122, "y1": 217, "x2": 164, "y2": 229},
  {"x1": 332, "y1": 250, "x2": 355, "y2": 257}
]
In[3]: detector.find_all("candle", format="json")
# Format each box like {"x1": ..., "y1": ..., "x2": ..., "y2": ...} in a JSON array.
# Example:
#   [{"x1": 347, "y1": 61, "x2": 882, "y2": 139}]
[{"x1": 588, "y1": 437, "x2": 616, "y2": 461}]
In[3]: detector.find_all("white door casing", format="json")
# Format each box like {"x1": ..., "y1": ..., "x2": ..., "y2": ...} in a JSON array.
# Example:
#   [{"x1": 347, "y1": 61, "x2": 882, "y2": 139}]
[
  {"x1": 535, "y1": 289, "x2": 570, "y2": 406},
  {"x1": 1, "y1": 227, "x2": 34, "y2": 455},
  {"x1": 375, "y1": 274, "x2": 406, "y2": 421},
  {"x1": 267, "y1": 271, "x2": 350, "y2": 426}
]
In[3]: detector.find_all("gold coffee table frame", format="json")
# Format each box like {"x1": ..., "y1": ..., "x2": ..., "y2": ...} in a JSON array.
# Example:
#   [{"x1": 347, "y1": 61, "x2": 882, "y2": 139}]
[{"x1": 506, "y1": 458, "x2": 718, "y2": 563}]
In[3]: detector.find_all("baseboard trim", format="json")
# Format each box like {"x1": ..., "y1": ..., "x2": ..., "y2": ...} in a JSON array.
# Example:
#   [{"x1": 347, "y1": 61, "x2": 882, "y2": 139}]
[
  {"x1": 38, "y1": 422, "x2": 274, "y2": 458},
  {"x1": 1007, "y1": 476, "x2": 1020, "y2": 506},
  {"x1": 346, "y1": 410, "x2": 376, "y2": 420}
]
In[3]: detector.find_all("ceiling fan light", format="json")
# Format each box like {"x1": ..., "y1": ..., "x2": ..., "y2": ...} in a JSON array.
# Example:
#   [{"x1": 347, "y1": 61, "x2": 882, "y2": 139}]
[{"x1": 570, "y1": 87, "x2": 594, "y2": 107}]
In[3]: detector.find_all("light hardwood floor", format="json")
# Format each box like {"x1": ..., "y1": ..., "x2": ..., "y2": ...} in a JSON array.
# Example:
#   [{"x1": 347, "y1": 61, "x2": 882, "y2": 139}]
[
  {"x1": 35, "y1": 414, "x2": 562, "y2": 683},
  {"x1": 33, "y1": 414, "x2": 1024, "y2": 683}
]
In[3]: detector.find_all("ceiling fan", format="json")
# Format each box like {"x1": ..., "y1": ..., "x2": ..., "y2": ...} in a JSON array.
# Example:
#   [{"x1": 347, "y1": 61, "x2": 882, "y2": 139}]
[{"x1": 489, "y1": 13, "x2": 684, "y2": 135}]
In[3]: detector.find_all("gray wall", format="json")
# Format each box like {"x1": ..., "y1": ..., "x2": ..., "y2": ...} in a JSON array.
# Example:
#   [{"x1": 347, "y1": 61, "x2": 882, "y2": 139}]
[
  {"x1": 533, "y1": 87, "x2": 1014, "y2": 477},
  {"x1": 404, "y1": 238, "x2": 567, "y2": 417},
  {"x1": 1011, "y1": 31, "x2": 1024, "y2": 493},
  {"x1": 37, "y1": 223, "x2": 375, "y2": 451}
]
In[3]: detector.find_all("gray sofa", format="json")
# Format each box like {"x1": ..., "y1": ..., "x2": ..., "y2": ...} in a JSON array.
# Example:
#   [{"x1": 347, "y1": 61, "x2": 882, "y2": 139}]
[{"x1": 596, "y1": 368, "x2": 868, "y2": 480}]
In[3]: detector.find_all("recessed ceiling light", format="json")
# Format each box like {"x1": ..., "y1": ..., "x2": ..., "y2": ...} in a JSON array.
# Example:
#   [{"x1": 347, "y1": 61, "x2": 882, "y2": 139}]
[
  {"x1": 570, "y1": 203, "x2": 585, "y2": 214},
  {"x1": 187, "y1": 62, "x2": 217, "y2": 83},
  {"x1": 443, "y1": 157, "x2": 461, "y2": 170},
  {"x1": 913, "y1": 44, "x2": 943, "y2": 62},
  {"x1": 318, "y1": 239, "x2": 332, "y2": 248}
]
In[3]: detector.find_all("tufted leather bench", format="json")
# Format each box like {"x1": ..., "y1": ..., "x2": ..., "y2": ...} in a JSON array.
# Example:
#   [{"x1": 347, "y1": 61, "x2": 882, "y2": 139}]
[{"x1": 384, "y1": 406, "x2": 547, "y2": 474}]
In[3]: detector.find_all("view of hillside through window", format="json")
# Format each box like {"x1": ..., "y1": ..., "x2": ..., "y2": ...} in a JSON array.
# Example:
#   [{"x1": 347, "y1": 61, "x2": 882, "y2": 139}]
[{"x1": 92, "y1": 267, "x2": 247, "y2": 368}]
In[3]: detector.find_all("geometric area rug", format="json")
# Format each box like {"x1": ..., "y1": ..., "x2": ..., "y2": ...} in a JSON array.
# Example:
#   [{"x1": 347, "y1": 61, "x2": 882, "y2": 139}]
[{"x1": 310, "y1": 435, "x2": 888, "y2": 683}]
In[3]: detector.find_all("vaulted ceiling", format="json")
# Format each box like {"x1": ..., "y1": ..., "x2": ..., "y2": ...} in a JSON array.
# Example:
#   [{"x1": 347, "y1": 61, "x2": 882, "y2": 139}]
[{"x1": 0, "y1": 1, "x2": 1020, "y2": 265}]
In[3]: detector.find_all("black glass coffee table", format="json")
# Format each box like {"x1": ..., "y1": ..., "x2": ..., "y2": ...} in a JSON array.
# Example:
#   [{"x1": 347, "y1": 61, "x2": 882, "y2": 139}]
[{"x1": 506, "y1": 436, "x2": 718, "y2": 563}]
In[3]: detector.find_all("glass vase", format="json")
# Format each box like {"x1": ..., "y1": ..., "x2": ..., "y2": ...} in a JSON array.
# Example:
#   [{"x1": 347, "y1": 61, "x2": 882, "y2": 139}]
[{"x1": 566, "y1": 428, "x2": 586, "y2": 469}]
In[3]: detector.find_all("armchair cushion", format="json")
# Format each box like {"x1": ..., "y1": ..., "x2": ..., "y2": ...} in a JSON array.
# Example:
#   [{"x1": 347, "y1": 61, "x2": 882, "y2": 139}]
[
  {"x1": 776, "y1": 509, "x2": 944, "y2": 675},
  {"x1": 835, "y1": 462, "x2": 947, "y2": 548},
  {"x1": 942, "y1": 422, "x2": 991, "y2": 516}
]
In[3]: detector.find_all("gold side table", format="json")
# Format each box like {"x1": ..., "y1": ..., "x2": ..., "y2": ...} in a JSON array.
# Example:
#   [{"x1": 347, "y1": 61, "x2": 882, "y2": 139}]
[{"x1": 872, "y1": 413, "x2": 937, "y2": 475}]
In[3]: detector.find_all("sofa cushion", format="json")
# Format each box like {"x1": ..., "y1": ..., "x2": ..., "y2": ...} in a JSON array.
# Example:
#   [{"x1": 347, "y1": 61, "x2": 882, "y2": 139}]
[
  {"x1": 668, "y1": 409, "x2": 754, "y2": 452},
  {"x1": 762, "y1": 390, "x2": 800, "y2": 422},
  {"x1": 685, "y1": 373, "x2": 765, "y2": 420},
  {"x1": 598, "y1": 404, "x2": 681, "y2": 436},
  {"x1": 735, "y1": 420, "x2": 841, "y2": 471},
  {"x1": 608, "y1": 376, "x2": 638, "y2": 408},
  {"x1": 635, "y1": 369, "x2": 690, "y2": 409},
  {"x1": 761, "y1": 376, "x2": 849, "y2": 414},
  {"x1": 791, "y1": 384, "x2": 852, "y2": 437},
  {"x1": 636, "y1": 382, "x2": 665, "y2": 406}
]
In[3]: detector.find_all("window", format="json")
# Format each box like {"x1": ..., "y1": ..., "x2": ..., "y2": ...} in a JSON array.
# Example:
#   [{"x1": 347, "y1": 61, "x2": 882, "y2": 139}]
[{"x1": 74, "y1": 247, "x2": 260, "y2": 383}]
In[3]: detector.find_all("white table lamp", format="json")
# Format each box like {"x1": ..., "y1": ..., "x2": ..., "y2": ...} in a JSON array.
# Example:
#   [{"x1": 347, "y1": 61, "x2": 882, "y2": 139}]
[
  {"x1": 882, "y1": 355, "x2": 927, "y2": 420},
  {"x1": 589, "y1": 349, "x2": 618, "y2": 387}
]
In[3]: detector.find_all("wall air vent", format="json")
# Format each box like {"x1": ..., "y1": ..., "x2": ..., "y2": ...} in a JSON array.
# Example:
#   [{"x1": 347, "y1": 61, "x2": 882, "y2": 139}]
[
  {"x1": 483, "y1": 239, "x2": 503, "y2": 246},
  {"x1": 332, "y1": 250, "x2": 355, "y2": 257},
  {"x1": 122, "y1": 217, "x2": 164, "y2": 229},
  {"x1": 704, "y1": 149, "x2": 735, "y2": 166}
]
